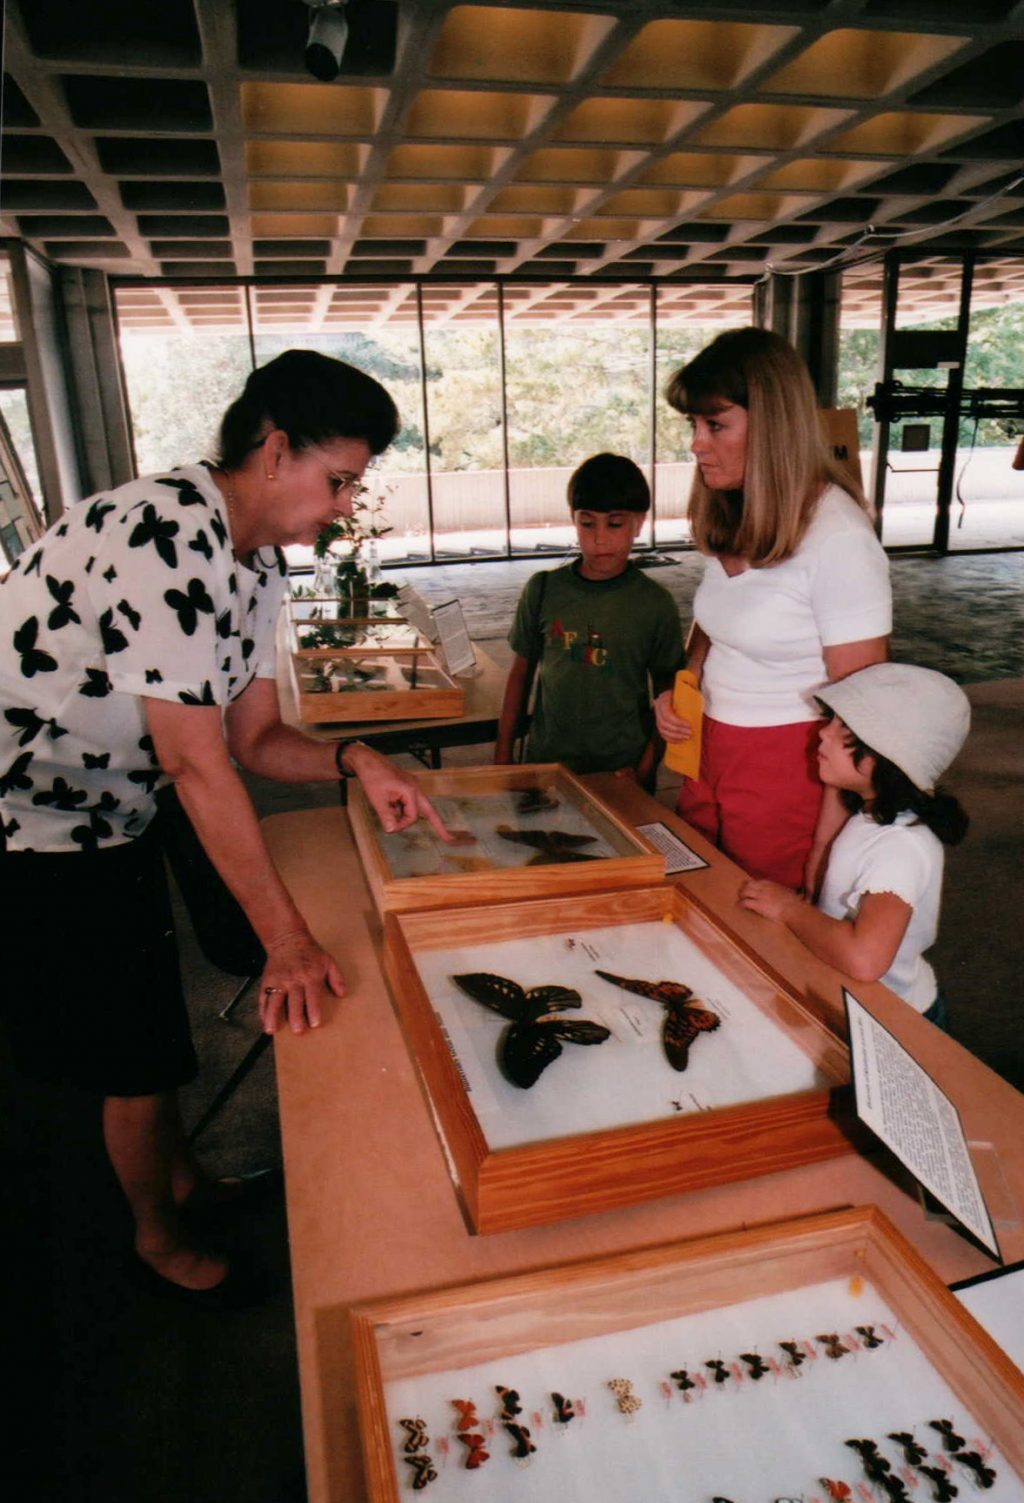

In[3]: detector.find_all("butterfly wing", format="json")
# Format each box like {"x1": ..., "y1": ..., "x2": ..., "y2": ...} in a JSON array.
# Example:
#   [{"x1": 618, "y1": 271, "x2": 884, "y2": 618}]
[
  {"x1": 595, "y1": 970, "x2": 694, "y2": 1006},
  {"x1": 663, "y1": 1003, "x2": 720, "y2": 1071},
  {"x1": 500, "y1": 1022, "x2": 563, "y2": 1088},
  {"x1": 548, "y1": 1019, "x2": 612, "y2": 1047},
  {"x1": 451, "y1": 972, "x2": 526, "y2": 1021},
  {"x1": 523, "y1": 984, "x2": 581, "y2": 1020}
]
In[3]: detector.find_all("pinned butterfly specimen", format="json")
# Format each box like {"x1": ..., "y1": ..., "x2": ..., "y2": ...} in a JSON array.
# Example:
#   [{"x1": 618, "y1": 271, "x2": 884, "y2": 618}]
[
  {"x1": 846, "y1": 1440, "x2": 891, "y2": 1480},
  {"x1": 930, "y1": 1421, "x2": 966, "y2": 1453},
  {"x1": 450, "y1": 972, "x2": 611, "y2": 1089},
  {"x1": 503, "y1": 1422, "x2": 536, "y2": 1460},
  {"x1": 670, "y1": 1368, "x2": 696, "y2": 1393},
  {"x1": 818, "y1": 1333, "x2": 850, "y2": 1360},
  {"x1": 955, "y1": 1453, "x2": 996, "y2": 1489},
  {"x1": 450, "y1": 1399, "x2": 479, "y2": 1431},
  {"x1": 494, "y1": 824, "x2": 600, "y2": 865},
  {"x1": 399, "y1": 1418, "x2": 429, "y2": 1453},
  {"x1": 705, "y1": 1359, "x2": 730, "y2": 1386},
  {"x1": 495, "y1": 1385, "x2": 522, "y2": 1417},
  {"x1": 919, "y1": 1466, "x2": 959, "y2": 1503},
  {"x1": 880, "y1": 1475, "x2": 910, "y2": 1503},
  {"x1": 457, "y1": 1432, "x2": 490, "y2": 1469},
  {"x1": 779, "y1": 1341, "x2": 805, "y2": 1370},
  {"x1": 403, "y1": 1454, "x2": 437, "y2": 1490},
  {"x1": 515, "y1": 787, "x2": 560, "y2": 815},
  {"x1": 593, "y1": 970, "x2": 720, "y2": 1072},
  {"x1": 607, "y1": 1378, "x2": 642, "y2": 1415},
  {"x1": 820, "y1": 1481, "x2": 852, "y2": 1502},
  {"x1": 739, "y1": 1352, "x2": 768, "y2": 1380},
  {"x1": 551, "y1": 1393, "x2": 575, "y2": 1425},
  {"x1": 855, "y1": 1324, "x2": 884, "y2": 1349},
  {"x1": 889, "y1": 1433, "x2": 928, "y2": 1467}
]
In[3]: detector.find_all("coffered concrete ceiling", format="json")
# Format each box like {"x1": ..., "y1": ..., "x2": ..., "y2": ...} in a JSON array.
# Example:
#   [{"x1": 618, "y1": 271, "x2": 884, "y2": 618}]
[{"x1": 2, "y1": 0, "x2": 1023, "y2": 331}]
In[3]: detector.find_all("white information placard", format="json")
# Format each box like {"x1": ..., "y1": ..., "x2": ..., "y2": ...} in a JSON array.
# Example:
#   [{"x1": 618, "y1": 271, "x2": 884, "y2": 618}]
[
  {"x1": 432, "y1": 598, "x2": 476, "y2": 676},
  {"x1": 635, "y1": 820, "x2": 709, "y2": 875},
  {"x1": 951, "y1": 1262, "x2": 1024, "y2": 1373},
  {"x1": 844, "y1": 989, "x2": 1000, "y2": 1260}
]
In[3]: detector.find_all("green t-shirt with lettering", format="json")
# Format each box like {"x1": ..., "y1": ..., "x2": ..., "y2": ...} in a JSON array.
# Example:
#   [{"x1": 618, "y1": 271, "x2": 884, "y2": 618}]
[{"x1": 508, "y1": 560, "x2": 683, "y2": 773}]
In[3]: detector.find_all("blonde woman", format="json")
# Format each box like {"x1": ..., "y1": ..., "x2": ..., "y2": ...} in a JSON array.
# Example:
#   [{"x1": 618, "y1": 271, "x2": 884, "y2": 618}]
[{"x1": 655, "y1": 327, "x2": 891, "y2": 892}]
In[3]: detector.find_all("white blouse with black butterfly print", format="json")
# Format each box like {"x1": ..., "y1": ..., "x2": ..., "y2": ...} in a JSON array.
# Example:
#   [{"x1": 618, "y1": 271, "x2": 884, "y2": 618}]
[{"x1": 0, "y1": 465, "x2": 287, "y2": 853}]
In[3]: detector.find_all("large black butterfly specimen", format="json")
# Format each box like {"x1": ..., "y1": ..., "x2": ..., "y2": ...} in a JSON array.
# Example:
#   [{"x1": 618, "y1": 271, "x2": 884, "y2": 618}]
[
  {"x1": 450, "y1": 971, "x2": 611, "y2": 1088},
  {"x1": 593, "y1": 969, "x2": 720, "y2": 1071},
  {"x1": 494, "y1": 824, "x2": 600, "y2": 865}
]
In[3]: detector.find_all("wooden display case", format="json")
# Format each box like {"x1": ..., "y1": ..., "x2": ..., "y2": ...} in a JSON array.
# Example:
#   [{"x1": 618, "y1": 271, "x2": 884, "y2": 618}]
[
  {"x1": 287, "y1": 595, "x2": 464, "y2": 725},
  {"x1": 349, "y1": 764, "x2": 664, "y2": 915},
  {"x1": 351, "y1": 1205, "x2": 1024, "y2": 1503},
  {"x1": 382, "y1": 881, "x2": 856, "y2": 1234}
]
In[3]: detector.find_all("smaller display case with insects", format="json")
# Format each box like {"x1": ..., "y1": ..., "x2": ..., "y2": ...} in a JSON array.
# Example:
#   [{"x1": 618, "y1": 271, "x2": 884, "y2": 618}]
[
  {"x1": 348, "y1": 764, "x2": 665, "y2": 915},
  {"x1": 287, "y1": 603, "x2": 465, "y2": 726},
  {"x1": 351, "y1": 1206, "x2": 1024, "y2": 1503},
  {"x1": 382, "y1": 880, "x2": 856, "y2": 1234}
]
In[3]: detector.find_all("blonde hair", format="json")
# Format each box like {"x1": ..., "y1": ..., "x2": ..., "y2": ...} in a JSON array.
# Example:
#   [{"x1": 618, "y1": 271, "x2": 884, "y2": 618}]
[{"x1": 665, "y1": 327, "x2": 869, "y2": 566}]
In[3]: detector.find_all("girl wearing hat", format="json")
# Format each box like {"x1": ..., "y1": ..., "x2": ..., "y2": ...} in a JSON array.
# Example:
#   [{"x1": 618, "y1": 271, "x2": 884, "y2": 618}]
[{"x1": 739, "y1": 663, "x2": 970, "y2": 1026}]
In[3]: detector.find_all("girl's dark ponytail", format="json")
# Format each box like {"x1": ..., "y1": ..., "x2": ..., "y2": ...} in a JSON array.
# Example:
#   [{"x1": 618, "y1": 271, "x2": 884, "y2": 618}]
[{"x1": 859, "y1": 754, "x2": 969, "y2": 846}]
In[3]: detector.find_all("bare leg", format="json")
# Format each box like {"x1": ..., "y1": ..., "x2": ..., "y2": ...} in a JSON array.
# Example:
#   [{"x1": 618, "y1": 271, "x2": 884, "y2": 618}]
[{"x1": 103, "y1": 1091, "x2": 227, "y2": 1290}]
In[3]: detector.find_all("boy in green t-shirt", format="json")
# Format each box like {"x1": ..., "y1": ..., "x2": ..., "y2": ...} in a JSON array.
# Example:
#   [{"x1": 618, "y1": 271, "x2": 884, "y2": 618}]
[{"x1": 494, "y1": 453, "x2": 683, "y2": 786}]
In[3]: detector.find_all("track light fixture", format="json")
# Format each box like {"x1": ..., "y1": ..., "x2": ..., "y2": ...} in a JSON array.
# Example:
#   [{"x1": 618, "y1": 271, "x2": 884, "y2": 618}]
[{"x1": 304, "y1": 0, "x2": 349, "y2": 81}]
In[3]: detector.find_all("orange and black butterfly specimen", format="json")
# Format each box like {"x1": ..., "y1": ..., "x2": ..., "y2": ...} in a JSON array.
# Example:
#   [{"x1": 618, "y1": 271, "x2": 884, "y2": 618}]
[
  {"x1": 495, "y1": 1385, "x2": 522, "y2": 1418},
  {"x1": 451, "y1": 1398, "x2": 479, "y2": 1430},
  {"x1": 503, "y1": 1421, "x2": 537, "y2": 1459},
  {"x1": 495, "y1": 824, "x2": 600, "y2": 865},
  {"x1": 889, "y1": 1433, "x2": 928, "y2": 1466},
  {"x1": 451, "y1": 972, "x2": 611, "y2": 1088},
  {"x1": 670, "y1": 1368, "x2": 696, "y2": 1392},
  {"x1": 593, "y1": 970, "x2": 720, "y2": 1071},
  {"x1": 818, "y1": 1332, "x2": 850, "y2": 1360},
  {"x1": 404, "y1": 1453, "x2": 438, "y2": 1490},
  {"x1": 458, "y1": 1432, "x2": 490, "y2": 1469},
  {"x1": 956, "y1": 1453, "x2": 996, "y2": 1489},
  {"x1": 855, "y1": 1324, "x2": 884, "y2": 1349},
  {"x1": 820, "y1": 1480, "x2": 852, "y2": 1502},
  {"x1": 930, "y1": 1420, "x2": 965, "y2": 1453},
  {"x1": 399, "y1": 1417, "x2": 429, "y2": 1453},
  {"x1": 919, "y1": 1466, "x2": 959, "y2": 1502},
  {"x1": 705, "y1": 1359, "x2": 730, "y2": 1385},
  {"x1": 552, "y1": 1393, "x2": 575, "y2": 1424},
  {"x1": 779, "y1": 1340, "x2": 805, "y2": 1369}
]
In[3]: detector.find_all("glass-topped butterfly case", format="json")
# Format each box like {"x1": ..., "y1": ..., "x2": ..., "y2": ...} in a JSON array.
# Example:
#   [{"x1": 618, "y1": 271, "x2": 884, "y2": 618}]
[
  {"x1": 348, "y1": 765, "x2": 664, "y2": 915},
  {"x1": 351, "y1": 1206, "x2": 1024, "y2": 1503},
  {"x1": 287, "y1": 594, "x2": 465, "y2": 725},
  {"x1": 382, "y1": 881, "x2": 853, "y2": 1234}
]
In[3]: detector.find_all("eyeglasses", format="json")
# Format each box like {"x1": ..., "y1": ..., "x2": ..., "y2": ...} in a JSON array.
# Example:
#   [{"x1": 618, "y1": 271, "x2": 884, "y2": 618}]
[{"x1": 325, "y1": 470, "x2": 369, "y2": 502}]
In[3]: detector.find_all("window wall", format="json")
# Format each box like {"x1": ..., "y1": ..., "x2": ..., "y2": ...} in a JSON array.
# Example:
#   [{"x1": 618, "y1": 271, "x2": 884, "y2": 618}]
[{"x1": 114, "y1": 278, "x2": 752, "y2": 565}]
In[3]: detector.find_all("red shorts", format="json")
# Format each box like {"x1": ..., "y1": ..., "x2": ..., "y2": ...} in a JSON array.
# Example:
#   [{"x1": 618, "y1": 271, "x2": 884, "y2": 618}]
[{"x1": 677, "y1": 717, "x2": 824, "y2": 889}]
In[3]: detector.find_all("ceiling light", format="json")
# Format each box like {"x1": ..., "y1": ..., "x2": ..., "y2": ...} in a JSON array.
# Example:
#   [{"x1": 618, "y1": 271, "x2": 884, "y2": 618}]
[{"x1": 305, "y1": 0, "x2": 348, "y2": 81}]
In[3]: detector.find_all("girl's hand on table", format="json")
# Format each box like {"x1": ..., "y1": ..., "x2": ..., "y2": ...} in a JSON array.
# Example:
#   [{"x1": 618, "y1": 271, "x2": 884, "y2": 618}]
[
  {"x1": 738, "y1": 878, "x2": 804, "y2": 924},
  {"x1": 258, "y1": 930, "x2": 346, "y2": 1035},
  {"x1": 346, "y1": 742, "x2": 452, "y2": 840},
  {"x1": 653, "y1": 688, "x2": 693, "y2": 743}
]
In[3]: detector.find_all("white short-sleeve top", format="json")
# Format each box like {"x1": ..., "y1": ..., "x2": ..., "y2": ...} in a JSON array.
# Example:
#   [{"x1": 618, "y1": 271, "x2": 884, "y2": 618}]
[
  {"x1": 693, "y1": 485, "x2": 892, "y2": 727},
  {"x1": 818, "y1": 810, "x2": 943, "y2": 1010},
  {"x1": 0, "y1": 464, "x2": 287, "y2": 852}
]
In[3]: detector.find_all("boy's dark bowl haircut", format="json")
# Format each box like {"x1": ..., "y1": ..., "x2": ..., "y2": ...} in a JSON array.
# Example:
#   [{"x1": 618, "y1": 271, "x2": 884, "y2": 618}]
[{"x1": 568, "y1": 452, "x2": 650, "y2": 514}]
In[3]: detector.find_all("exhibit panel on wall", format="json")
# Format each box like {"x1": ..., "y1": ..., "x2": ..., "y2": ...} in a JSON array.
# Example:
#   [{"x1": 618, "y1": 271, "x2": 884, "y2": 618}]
[
  {"x1": 382, "y1": 882, "x2": 854, "y2": 1233},
  {"x1": 349, "y1": 765, "x2": 665, "y2": 914},
  {"x1": 351, "y1": 1206, "x2": 1024, "y2": 1503}
]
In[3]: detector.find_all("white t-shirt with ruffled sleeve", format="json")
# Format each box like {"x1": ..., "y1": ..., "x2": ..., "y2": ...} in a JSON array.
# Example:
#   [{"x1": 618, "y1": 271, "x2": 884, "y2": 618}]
[{"x1": 818, "y1": 810, "x2": 943, "y2": 1010}]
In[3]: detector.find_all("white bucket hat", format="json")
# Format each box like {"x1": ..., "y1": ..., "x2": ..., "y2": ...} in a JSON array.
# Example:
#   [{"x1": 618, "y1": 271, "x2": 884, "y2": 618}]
[{"x1": 816, "y1": 663, "x2": 970, "y2": 793}]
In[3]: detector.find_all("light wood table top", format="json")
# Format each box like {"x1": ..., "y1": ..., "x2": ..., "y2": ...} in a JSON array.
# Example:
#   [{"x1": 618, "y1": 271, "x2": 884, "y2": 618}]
[{"x1": 264, "y1": 779, "x2": 1024, "y2": 1503}]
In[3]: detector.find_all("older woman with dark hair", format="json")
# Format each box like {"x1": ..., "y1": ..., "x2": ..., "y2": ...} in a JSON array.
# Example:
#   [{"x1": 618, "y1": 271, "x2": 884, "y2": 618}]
[
  {"x1": 656, "y1": 327, "x2": 892, "y2": 893},
  {"x1": 0, "y1": 350, "x2": 446, "y2": 1306}
]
